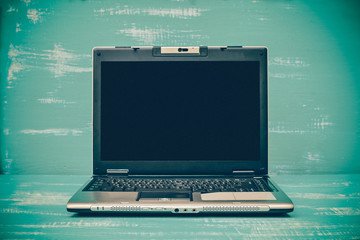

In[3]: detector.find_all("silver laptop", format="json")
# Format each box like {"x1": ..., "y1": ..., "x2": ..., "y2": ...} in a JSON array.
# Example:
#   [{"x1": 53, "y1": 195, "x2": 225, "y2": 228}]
[{"x1": 67, "y1": 46, "x2": 294, "y2": 214}]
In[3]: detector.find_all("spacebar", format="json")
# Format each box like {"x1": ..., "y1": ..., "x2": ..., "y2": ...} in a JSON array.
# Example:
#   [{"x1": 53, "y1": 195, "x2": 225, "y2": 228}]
[{"x1": 136, "y1": 187, "x2": 191, "y2": 192}]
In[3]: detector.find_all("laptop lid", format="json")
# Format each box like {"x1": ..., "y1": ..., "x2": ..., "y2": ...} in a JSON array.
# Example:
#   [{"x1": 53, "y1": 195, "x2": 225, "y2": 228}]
[{"x1": 93, "y1": 46, "x2": 268, "y2": 176}]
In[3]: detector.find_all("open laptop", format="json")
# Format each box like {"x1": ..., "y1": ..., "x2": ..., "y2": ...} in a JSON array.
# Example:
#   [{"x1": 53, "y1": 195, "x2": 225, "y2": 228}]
[{"x1": 67, "y1": 46, "x2": 294, "y2": 214}]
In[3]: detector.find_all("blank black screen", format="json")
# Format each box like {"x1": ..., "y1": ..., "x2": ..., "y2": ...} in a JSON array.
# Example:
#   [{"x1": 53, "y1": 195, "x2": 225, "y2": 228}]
[{"x1": 101, "y1": 61, "x2": 260, "y2": 161}]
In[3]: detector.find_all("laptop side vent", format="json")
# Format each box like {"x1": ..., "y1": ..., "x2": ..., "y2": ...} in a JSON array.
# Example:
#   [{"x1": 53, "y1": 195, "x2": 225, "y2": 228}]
[
  {"x1": 91, "y1": 205, "x2": 141, "y2": 212},
  {"x1": 110, "y1": 206, "x2": 140, "y2": 211}
]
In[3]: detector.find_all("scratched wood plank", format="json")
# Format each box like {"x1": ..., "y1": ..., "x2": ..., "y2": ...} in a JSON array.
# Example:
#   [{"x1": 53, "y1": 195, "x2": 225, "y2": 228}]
[
  {"x1": 0, "y1": 174, "x2": 359, "y2": 239},
  {"x1": 1, "y1": 0, "x2": 360, "y2": 174}
]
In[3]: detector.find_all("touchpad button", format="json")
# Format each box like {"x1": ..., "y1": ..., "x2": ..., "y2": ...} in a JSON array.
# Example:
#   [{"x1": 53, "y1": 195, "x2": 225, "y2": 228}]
[{"x1": 138, "y1": 192, "x2": 191, "y2": 200}]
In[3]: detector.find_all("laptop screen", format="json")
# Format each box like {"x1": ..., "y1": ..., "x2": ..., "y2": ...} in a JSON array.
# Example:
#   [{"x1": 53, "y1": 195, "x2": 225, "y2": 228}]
[{"x1": 101, "y1": 61, "x2": 260, "y2": 161}]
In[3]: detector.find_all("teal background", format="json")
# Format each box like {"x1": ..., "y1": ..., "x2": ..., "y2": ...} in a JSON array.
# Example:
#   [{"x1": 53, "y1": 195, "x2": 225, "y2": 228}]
[{"x1": 1, "y1": 0, "x2": 360, "y2": 175}]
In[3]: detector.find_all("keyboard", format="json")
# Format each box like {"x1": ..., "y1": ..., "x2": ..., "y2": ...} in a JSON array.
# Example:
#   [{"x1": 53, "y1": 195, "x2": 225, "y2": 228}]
[{"x1": 85, "y1": 177, "x2": 273, "y2": 192}]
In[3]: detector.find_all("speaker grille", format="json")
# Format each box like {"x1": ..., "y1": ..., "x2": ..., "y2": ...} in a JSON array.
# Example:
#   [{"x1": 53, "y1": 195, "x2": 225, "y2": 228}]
[{"x1": 203, "y1": 205, "x2": 264, "y2": 212}]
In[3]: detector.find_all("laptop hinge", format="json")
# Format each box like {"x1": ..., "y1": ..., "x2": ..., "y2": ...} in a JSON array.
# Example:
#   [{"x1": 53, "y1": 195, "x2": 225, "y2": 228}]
[
  {"x1": 227, "y1": 46, "x2": 243, "y2": 48},
  {"x1": 232, "y1": 170, "x2": 256, "y2": 177},
  {"x1": 106, "y1": 169, "x2": 129, "y2": 176}
]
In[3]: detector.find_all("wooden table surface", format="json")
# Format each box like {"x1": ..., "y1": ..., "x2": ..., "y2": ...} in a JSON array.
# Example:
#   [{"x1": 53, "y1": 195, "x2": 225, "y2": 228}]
[{"x1": 0, "y1": 174, "x2": 359, "y2": 239}]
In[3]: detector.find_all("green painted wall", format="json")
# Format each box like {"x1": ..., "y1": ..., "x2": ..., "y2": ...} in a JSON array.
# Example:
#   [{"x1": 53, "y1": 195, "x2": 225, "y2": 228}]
[{"x1": 1, "y1": 0, "x2": 359, "y2": 175}]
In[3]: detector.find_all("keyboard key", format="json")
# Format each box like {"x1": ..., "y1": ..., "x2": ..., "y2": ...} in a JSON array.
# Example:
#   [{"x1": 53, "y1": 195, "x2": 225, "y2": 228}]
[
  {"x1": 101, "y1": 186, "x2": 113, "y2": 191},
  {"x1": 85, "y1": 177, "x2": 272, "y2": 193}
]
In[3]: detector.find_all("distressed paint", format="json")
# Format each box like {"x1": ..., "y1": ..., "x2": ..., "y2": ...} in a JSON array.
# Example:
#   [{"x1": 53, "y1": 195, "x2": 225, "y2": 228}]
[
  {"x1": 0, "y1": 0, "x2": 360, "y2": 174},
  {"x1": 0, "y1": 174, "x2": 359, "y2": 239}
]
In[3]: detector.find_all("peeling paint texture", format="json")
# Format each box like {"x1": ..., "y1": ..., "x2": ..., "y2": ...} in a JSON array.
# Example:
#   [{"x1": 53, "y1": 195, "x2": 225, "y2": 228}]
[
  {"x1": 0, "y1": 174, "x2": 359, "y2": 238},
  {"x1": 0, "y1": 0, "x2": 360, "y2": 176}
]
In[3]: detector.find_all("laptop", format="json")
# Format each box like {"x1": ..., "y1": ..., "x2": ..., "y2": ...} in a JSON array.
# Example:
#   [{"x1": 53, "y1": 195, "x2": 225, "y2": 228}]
[{"x1": 67, "y1": 46, "x2": 294, "y2": 214}]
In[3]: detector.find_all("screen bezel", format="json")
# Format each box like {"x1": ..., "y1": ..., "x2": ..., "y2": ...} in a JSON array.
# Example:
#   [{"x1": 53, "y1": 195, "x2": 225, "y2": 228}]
[{"x1": 93, "y1": 46, "x2": 268, "y2": 175}]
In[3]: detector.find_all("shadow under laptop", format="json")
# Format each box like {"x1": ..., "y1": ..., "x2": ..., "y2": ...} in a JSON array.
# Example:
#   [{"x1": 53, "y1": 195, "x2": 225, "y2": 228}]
[{"x1": 70, "y1": 212, "x2": 292, "y2": 218}]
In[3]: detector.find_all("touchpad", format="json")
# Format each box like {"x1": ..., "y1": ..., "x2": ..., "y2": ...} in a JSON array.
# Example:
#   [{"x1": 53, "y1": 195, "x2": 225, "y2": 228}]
[
  {"x1": 139, "y1": 192, "x2": 191, "y2": 200},
  {"x1": 201, "y1": 192, "x2": 276, "y2": 201}
]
